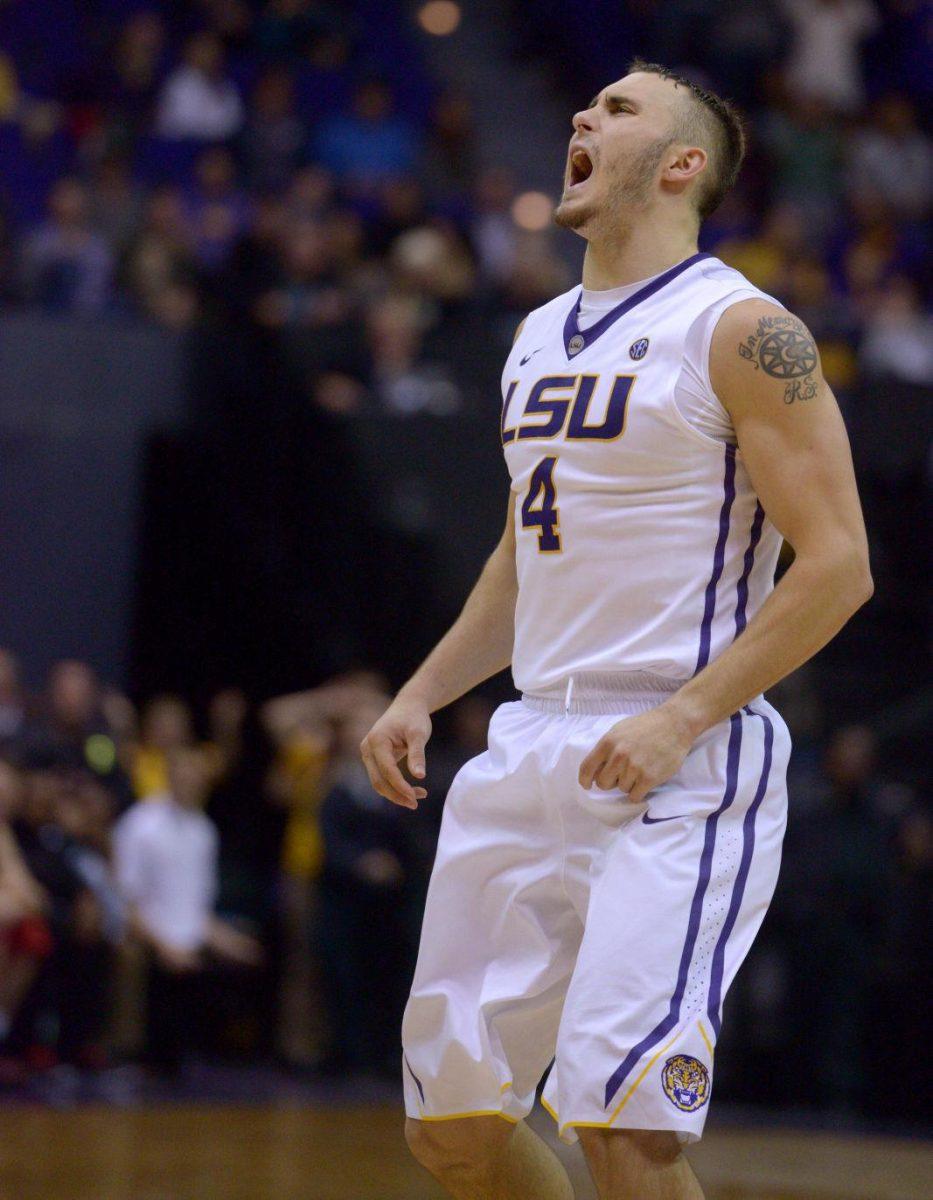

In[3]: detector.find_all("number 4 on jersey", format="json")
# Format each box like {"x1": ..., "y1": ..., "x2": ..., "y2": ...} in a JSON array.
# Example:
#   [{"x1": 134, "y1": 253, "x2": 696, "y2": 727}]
[{"x1": 521, "y1": 456, "x2": 561, "y2": 552}]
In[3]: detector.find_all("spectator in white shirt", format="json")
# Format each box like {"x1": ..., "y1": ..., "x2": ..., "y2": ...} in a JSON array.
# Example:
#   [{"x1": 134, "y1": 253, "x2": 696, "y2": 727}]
[
  {"x1": 847, "y1": 94, "x2": 931, "y2": 221},
  {"x1": 155, "y1": 31, "x2": 244, "y2": 142},
  {"x1": 114, "y1": 747, "x2": 259, "y2": 1070},
  {"x1": 780, "y1": 0, "x2": 879, "y2": 113}
]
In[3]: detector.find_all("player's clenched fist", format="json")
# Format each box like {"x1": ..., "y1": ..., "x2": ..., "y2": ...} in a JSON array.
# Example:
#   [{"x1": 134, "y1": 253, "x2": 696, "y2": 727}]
[
  {"x1": 578, "y1": 704, "x2": 696, "y2": 804},
  {"x1": 360, "y1": 697, "x2": 432, "y2": 810}
]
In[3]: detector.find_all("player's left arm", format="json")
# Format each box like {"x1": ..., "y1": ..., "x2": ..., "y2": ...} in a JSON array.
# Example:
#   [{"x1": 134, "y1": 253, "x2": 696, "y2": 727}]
[{"x1": 580, "y1": 299, "x2": 873, "y2": 799}]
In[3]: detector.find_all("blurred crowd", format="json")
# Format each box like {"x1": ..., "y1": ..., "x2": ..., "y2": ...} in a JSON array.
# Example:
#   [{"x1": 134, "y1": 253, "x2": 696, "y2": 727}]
[
  {"x1": 0, "y1": 646, "x2": 928, "y2": 1121},
  {"x1": 0, "y1": 0, "x2": 927, "y2": 414},
  {"x1": 0, "y1": 646, "x2": 492, "y2": 1085},
  {"x1": 0, "y1": 0, "x2": 929, "y2": 1124}
]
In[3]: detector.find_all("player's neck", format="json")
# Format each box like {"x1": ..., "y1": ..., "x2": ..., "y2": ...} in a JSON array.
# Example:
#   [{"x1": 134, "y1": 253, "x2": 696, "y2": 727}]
[{"x1": 581, "y1": 223, "x2": 699, "y2": 291}]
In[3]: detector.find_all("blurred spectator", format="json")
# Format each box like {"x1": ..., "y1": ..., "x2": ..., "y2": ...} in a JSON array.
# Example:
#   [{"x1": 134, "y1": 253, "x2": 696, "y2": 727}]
[
  {"x1": 88, "y1": 154, "x2": 144, "y2": 255},
  {"x1": 712, "y1": 201, "x2": 806, "y2": 295},
  {"x1": 0, "y1": 51, "x2": 19, "y2": 121},
  {"x1": 846, "y1": 93, "x2": 931, "y2": 221},
  {"x1": 132, "y1": 695, "x2": 194, "y2": 800},
  {"x1": 205, "y1": 690, "x2": 285, "y2": 928},
  {"x1": 283, "y1": 162, "x2": 336, "y2": 222},
  {"x1": 187, "y1": 145, "x2": 251, "y2": 272},
  {"x1": 859, "y1": 276, "x2": 933, "y2": 386},
  {"x1": 0, "y1": 762, "x2": 50, "y2": 1052},
  {"x1": 389, "y1": 223, "x2": 475, "y2": 304},
  {"x1": 19, "y1": 177, "x2": 113, "y2": 313},
  {"x1": 423, "y1": 89, "x2": 478, "y2": 204},
  {"x1": 780, "y1": 726, "x2": 895, "y2": 1111},
  {"x1": 758, "y1": 94, "x2": 843, "y2": 235},
  {"x1": 122, "y1": 183, "x2": 199, "y2": 328},
  {"x1": 840, "y1": 213, "x2": 903, "y2": 316},
  {"x1": 114, "y1": 746, "x2": 261, "y2": 1072},
  {"x1": 53, "y1": 771, "x2": 125, "y2": 946},
  {"x1": 239, "y1": 67, "x2": 306, "y2": 190},
  {"x1": 470, "y1": 167, "x2": 520, "y2": 286},
  {"x1": 366, "y1": 178, "x2": 429, "y2": 258},
  {"x1": 255, "y1": 0, "x2": 321, "y2": 63},
  {"x1": 26, "y1": 662, "x2": 130, "y2": 804},
  {"x1": 311, "y1": 79, "x2": 421, "y2": 194},
  {"x1": 0, "y1": 650, "x2": 28, "y2": 756},
  {"x1": 254, "y1": 215, "x2": 350, "y2": 329},
  {"x1": 317, "y1": 698, "x2": 419, "y2": 1077},
  {"x1": 102, "y1": 10, "x2": 166, "y2": 148},
  {"x1": 705, "y1": 1, "x2": 789, "y2": 107},
  {"x1": 779, "y1": 0, "x2": 879, "y2": 113},
  {"x1": 292, "y1": 28, "x2": 355, "y2": 119},
  {"x1": 155, "y1": 31, "x2": 244, "y2": 142},
  {"x1": 9, "y1": 768, "x2": 108, "y2": 1066},
  {"x1": 362, "y1": 291, "x2": 463, "y2": 418}
]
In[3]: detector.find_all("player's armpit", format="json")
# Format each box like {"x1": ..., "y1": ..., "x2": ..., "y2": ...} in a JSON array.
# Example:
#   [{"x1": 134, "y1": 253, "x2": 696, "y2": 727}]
[{"x1": 709, "y1": 299, "x2": 872, "y2": 585}]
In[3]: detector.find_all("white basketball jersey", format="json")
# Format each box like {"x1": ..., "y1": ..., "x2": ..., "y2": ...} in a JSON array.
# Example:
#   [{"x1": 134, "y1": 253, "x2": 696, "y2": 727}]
[{"x1": 503, "y1": 253, "x2": 783, "y2": 694}]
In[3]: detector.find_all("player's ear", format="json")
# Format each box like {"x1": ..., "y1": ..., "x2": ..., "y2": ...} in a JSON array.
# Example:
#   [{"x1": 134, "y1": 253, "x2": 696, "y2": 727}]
[{"x1": 661, "y1": 146, "x2": 707, "y2": 189}]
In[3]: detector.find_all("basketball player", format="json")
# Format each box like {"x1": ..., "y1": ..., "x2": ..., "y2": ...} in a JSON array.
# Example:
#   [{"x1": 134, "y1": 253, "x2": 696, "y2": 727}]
[{"x1": 361, "y1": 62, "x2": 872, "y2": 1200}]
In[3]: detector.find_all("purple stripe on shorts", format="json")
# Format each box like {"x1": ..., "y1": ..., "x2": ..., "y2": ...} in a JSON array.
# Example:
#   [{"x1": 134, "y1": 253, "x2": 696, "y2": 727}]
[
  {"x1": 405, "y1": 1055, "x2": 425, "y2": 1104},
  {"x1": 734, "y1": 502, "x2": 765, "y2": 639},
  {"x1": 706, "y1": 707, "x2": 774, "y2": 1038},
  {"x1": 604, "y1": 712, "x2": 744, "y2": 1109},
  {"x1": 694, "y1": 444, "x2": 737, "y2": 676}
]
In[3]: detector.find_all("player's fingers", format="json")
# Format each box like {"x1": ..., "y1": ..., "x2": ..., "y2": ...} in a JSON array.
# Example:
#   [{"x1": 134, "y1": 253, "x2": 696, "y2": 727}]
[
  {"x1": 406, "y1": 732, "x2": 427, "y2": 780},
  {"x1": 364, "y1": 736, "x2": 418, "y2": 808},
  {"x1": 578, "y1": 741, "x2": 609, "y2": 788},
  {"x1": 361, "y1": 740, "x2": 427, "y2": 809},
  {"x1": 359, "y1": 739, "x2": 382, "y2": 790},
  {"x1": 594, "y1": 763, "x2": 619, "y2": 790},
  {"x1": 627, "y1": 779, "x2": 651, "y2": 804}
]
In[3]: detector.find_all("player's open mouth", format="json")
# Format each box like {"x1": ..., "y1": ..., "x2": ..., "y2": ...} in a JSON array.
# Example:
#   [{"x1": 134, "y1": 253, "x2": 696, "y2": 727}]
[{"x1": 568, "y1": 148, "x2": 594, "y2": 189}]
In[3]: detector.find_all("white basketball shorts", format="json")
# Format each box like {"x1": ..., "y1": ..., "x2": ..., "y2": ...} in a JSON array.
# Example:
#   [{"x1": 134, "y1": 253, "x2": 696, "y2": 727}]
[{"x1": 402, "y1": 672, "x2": 790, "y2": 1143}]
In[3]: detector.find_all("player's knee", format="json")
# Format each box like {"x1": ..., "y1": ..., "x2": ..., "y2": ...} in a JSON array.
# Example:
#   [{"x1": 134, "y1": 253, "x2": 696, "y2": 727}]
[
  {"x1": 404, "y1": 1115, "x2": 512, "y2": 1176},
  {"x1": 578, "y1": 1126, "x2": 683, "y2": 1173}
]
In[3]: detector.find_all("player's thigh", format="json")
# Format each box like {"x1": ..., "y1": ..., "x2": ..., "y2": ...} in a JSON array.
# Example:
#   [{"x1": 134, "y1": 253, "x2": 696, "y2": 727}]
[
  {"x1": 549, "y1": 704, "x2": 789, "y2": 1140},
  {"x1": 404, "y1": 703, "x2": 583, "y2": 1120}
]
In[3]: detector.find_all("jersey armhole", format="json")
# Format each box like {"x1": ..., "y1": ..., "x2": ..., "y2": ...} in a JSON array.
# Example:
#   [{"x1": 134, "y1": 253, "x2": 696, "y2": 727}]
[{"x1": 673, "y1": 289, "x2": 785, "y2": 445}]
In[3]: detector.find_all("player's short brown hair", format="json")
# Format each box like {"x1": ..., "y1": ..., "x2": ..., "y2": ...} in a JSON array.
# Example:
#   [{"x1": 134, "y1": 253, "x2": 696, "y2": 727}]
[{"x1": 628, "y1": 59, "x2": 746, "y2": 222}]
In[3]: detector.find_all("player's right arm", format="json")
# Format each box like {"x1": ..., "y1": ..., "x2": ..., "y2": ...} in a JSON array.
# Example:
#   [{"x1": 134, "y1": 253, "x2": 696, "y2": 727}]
[{"x1": 360, "y1": 496, "x2": 518, "y2": 809}]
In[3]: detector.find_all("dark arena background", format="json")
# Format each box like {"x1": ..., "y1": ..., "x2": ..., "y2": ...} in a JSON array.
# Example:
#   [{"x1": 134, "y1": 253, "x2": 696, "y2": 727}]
[{"x1": 0, "y1": 1, "x2": 930, "y2": 1197}]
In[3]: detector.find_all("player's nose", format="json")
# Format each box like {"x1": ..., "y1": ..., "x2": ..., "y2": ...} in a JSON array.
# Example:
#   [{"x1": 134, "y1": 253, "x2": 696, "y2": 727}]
[{"x1": 571, "y1": 106, "x2": 597, "y2": 135}]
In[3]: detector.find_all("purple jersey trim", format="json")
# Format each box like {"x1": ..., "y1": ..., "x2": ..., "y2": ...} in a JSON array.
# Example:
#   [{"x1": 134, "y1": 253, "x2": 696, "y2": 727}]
[
  {"x1": 562, "y1": 253, "x2": 713, "y2": 359},
  {"x1": 734, "y1": 502, "x2": 765, "y2": 639},
  {"x1": 694, "y1": 443, "x2": 738, "y2": 675},
  {"x1": 604, "y1": 711, "x2": 744, "y2": 1109},
  {"x1": 405, "y1": 1055, "x2": 425, "y2": 1104},
  {"x1": 706, "y1": 706, "x2": 774, "y2": 1037}
]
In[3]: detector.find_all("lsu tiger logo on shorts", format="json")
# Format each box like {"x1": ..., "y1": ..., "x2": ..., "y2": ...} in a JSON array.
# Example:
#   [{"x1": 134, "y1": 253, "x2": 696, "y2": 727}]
[{"x1": 661, "y1": 1054, "x2": 710, "y2": 1113}]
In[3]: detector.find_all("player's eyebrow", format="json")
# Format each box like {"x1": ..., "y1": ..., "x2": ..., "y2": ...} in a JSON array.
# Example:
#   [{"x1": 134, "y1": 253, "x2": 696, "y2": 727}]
[{"x1": 587, "y1": 92, "x2": 638, "y2": 111}]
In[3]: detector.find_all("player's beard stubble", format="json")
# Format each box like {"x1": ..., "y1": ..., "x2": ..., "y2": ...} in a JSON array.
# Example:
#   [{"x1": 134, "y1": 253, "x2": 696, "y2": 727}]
[{"x1": 554, "y1": 135, "x2": 672, "y2": 239}]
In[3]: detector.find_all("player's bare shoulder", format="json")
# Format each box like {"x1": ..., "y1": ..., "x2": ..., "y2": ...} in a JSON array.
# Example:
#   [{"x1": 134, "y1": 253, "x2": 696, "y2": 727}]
[{"x1": 710, "y1": 298, "x2": 824, "y2": 418}]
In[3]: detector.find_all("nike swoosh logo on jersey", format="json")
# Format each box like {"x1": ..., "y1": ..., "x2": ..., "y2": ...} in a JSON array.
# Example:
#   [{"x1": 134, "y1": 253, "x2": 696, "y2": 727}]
[
  {"x1": 642, "y1": 812, "x2": 691, "y2": 824},
  {"x1": 519, "y1": 347, "x2": 544, "y2": 365}
]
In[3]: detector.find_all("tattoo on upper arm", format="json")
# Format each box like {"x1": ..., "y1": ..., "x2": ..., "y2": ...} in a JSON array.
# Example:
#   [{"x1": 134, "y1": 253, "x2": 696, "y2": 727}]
[{"x1": 737, "y1": 315, "x2": 819, "y2": 404}]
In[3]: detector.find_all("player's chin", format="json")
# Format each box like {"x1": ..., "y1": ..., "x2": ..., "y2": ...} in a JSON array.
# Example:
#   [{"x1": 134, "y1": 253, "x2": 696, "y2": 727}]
[{"x1": 553, "y1": 192, "x2": 591, "y2": 231}]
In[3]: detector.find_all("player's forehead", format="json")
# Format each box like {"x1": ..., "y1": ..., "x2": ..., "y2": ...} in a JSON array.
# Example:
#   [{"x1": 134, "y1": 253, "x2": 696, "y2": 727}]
[{"x1": 589, "y1": 71, "x2": 682, "y2": 117}]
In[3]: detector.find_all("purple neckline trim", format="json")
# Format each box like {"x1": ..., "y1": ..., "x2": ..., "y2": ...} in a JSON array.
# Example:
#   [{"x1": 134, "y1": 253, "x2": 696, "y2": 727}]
[{"x1": 562, "y1": 252, "x2": 712, "y2": 359}]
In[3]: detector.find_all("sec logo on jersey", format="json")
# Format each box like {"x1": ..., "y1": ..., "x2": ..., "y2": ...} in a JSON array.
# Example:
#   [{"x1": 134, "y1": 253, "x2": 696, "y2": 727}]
[
  {"x1": 629, "y1": 337, "x2": 649, "y2": 360},
  {"x1": 661, "y1": 1054, "x2": 710, "y2": 1112}
]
